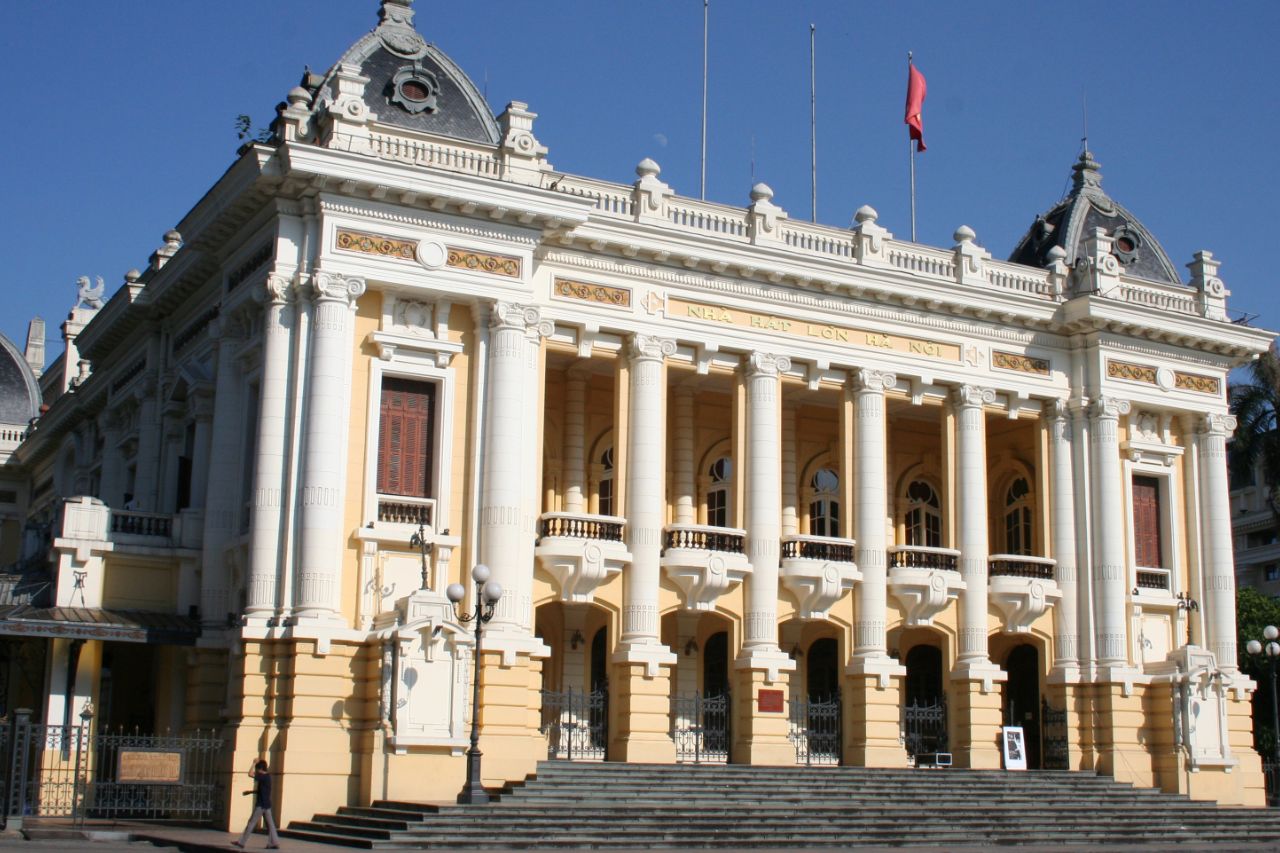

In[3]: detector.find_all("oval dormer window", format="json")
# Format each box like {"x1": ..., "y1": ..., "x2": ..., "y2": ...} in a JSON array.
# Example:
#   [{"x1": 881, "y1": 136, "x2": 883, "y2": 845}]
[
  {"x1": 390, "y1": 65, "x2": 440, "y2": 114},
  {"x1": 1111, "y1": 226, "x2": 1141, "y2": 265}
]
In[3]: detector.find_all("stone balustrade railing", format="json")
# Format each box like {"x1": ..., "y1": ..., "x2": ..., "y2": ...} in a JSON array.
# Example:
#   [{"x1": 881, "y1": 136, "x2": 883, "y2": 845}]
[
  {"x1": 663, "y1": 524, "x2": 747, "y2": 555},
  {"x1": 538, "y1": 512, "x2": 625, "y2": 543},
  {"x1": 988, "y1": 554, "x2": 1057, "y2": 580},
  {"x1": 887, "y1": 545, "x2": 961, "y2": 572}
]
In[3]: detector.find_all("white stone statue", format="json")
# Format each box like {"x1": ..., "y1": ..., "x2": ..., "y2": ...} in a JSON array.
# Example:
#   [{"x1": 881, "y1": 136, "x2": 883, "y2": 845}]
[{"x1": 77, "y1": 276, "x2": 105, "y2": 309}]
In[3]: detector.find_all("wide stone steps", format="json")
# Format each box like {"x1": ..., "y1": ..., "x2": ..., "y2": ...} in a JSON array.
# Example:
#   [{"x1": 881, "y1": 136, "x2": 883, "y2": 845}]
[{"x1": 282, "y1": 761, "x2": 1280, "y2": 849}]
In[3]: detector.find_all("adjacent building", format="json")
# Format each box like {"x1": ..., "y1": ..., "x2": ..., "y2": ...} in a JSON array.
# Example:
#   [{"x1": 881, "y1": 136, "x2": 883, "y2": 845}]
[{"x1": 1, "y1": 0, "x2": 1273, "y2": 827}]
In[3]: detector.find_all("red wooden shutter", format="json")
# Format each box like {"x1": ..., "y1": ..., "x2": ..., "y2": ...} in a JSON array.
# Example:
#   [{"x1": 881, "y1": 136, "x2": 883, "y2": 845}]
[
  {"x1": 1131, "y1": 476, "x2": 1162, "y2": 567},
  {"x1": 377, "y1": 378, "x2": 435, "y2": 497}
]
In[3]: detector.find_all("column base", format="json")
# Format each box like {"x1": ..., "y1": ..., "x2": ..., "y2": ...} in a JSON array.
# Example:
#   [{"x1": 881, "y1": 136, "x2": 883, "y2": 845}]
[
  {"x1": 733, "y1": 663, "x2": 795, "y2": 766},
  {"x1": 610, "y1": 659, "x2": 677, "y2": 763},
  {"x1": 951, "y1": 662, "x2": 1007, "y2": 770},
  {"x1": 843, "y1": 657, "x2": 908, "y2": 768}
]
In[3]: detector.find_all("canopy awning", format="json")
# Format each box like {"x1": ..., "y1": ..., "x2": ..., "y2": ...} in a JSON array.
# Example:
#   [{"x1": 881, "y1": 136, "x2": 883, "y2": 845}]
[{"x1": 0, "y1": 606, "x2": 200, "y2": 645}]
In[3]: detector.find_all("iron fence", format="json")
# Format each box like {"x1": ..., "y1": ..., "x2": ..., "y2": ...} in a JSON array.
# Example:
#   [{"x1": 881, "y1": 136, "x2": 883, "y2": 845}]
[
  {"x1": 1265, "y1": 758, "x2": 1280, "y2": 808},
  {"x1": 1041, "y1": 699, "x2": 1069, "y2": 770},
  {"x1": 540, "y1": 688, "x2": 607, "y2": 761},
  {"x1": 903, "y1": 696, "x2": 948, "y2": 764},
  {"x1": 3, "y1": 711, "x2": 223, "y2": 827},
  {"x1": 671, "y1": 691, "x2": 730, "y2": 764},
  {"x1": 789, "y1": 696, "x2": 841, "y2": 766}
]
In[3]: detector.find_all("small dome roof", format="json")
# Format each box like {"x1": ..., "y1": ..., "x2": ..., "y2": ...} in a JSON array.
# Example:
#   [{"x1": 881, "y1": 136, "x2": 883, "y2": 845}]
[
  {"x1": 1009, "y1": 151, "x2": 1181, "y2": 286},
  {"x1": 0, "y1": 332, "x2": 39, "y2": 426},
  {"x1": 316, "y1": 0, "x2": 500, "y2": 145}
]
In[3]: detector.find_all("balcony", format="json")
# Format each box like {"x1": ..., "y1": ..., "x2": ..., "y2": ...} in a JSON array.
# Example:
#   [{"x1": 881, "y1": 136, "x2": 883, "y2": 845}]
[
  {"x1": 661, "y1": 524, "x2": 751, "y2": 612},
  {"x1": 1135, "y1": 567, "x2": 1171, "y2": 593},
  {"x1": 376, "y1": 494, "x2": 436, "y2": 527},
  {"x1": 534, "y1": 512, "x2": 630, "y2": 603},
  {"x1": 887, "y1": 545, "x2": 964, "y2": 627},
  {"x1": 779, "y1": 534, "x2": 860, "y2": 620},
  {"x1": 988, "y1": 554, "x2": 1060, "y2": 634}
]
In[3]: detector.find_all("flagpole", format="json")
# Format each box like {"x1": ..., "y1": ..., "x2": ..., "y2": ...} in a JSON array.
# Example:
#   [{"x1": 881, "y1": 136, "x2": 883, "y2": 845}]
[
  {"x1": 701, "y1": 0, "x2": 709, "y2": 200},
  {"x1": 810, "y1": 23, "x2": 817, "y2": 222},
  {"x1": 908, "y1": 51, "x2": 916, "y2": 242}
]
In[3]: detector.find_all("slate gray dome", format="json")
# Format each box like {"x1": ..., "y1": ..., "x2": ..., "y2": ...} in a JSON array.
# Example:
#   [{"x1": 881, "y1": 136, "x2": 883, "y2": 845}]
[
  {"x1": 316, "y1": 0, "x2": 500, "y2": 145},
  {"x1": 1009, "y1": 151, "x2": 1181, "y2": 286},
  {"x1": 0, "y1": 332, "x2": 39, "y2": 426}
]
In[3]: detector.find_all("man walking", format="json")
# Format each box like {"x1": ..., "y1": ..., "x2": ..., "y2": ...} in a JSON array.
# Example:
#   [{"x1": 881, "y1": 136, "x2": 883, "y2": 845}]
[{"x1": 232, "y1": 758, "x2": 280, "y2": 849}]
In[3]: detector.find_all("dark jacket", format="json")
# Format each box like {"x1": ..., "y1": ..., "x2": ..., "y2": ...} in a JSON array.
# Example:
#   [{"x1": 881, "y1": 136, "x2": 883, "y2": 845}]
[{"x1": 253, "y1": 769, "x2": 273, "y2": 810}]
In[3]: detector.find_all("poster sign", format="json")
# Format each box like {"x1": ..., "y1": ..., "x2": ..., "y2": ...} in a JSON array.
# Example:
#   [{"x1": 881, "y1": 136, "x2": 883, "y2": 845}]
[
  {"x1": 118, "y1": 749, "x2": 184, "y2": 785},
  {"x1": 1001, "y1": 726, "x2": 1027, "y2": 771},
  {"x1": 758, "y1": 689, "x2": 784, "y2": 713}
]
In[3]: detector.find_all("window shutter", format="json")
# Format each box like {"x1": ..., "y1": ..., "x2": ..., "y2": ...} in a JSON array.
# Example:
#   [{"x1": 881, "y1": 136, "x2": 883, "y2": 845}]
[
  {"x1": 1132, "y1": 476, "x2": 1162, "y2": 567},
  {"x1": 377, "y1": 378, "x2": 436, "y2": 497}
]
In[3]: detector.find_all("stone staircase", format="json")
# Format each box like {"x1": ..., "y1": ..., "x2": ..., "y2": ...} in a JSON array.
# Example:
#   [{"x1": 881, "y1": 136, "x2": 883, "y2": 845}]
[{"x1": 282, "y1": 761, "x2": 1280, "y2": 849}]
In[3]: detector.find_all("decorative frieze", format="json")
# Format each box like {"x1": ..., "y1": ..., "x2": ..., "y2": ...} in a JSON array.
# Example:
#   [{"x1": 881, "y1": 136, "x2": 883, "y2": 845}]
[
  {"x1": 447, "y1": 247, "x2": 521, "y2": 278},
  {"x1": 1107, "y1": 359, "x2": 1157, "y2": 384},
  {"x1": 553, "y1": 277, "x2": 631, "y2": 309},
  {"x1": 336, "y1": 229, "x2": 417, "y2": 261},
  {"x1": 1174, "y1": 372, "x2": 1220, "y2": 395},
  {"x1": 992, "y1": 350, "x2": 1049, "y2": 375}
]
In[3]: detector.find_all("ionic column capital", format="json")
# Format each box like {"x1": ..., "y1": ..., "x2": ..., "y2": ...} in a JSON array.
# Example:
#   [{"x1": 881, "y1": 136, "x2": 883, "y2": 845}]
[
  {"x1": 490, "y1": 300, "x2": 553, "y2": 337},
  {"x1": 951, "y1": 384, "x2": 996, "y2": 410},
  {"x1": 310, "y1": 272, "x2": 367, "y2": 305},
  {"x1": 1198, "y1": 412, "x2": 1237, "y2": 438},
  {"x1": 850, "y1": 368, "x2": 897, "y2": 394},
  {"x1": 1088, "y1": 395, "x2": 1131, "y2": 422},
  {"x1": 259, "y1": 273, "x2": 296, "y2": 306},
  {"x1": 629, "y1": 334, "x2": 677, "y2": 363},
  {"x1": 744, "y1": 351, "x2": 790, "y2": 378}
]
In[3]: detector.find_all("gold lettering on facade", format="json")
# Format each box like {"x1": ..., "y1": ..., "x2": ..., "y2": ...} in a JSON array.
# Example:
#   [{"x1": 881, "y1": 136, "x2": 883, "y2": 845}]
[{"x1": 665, "y1": 298, "x2": 959, "y2": 361}]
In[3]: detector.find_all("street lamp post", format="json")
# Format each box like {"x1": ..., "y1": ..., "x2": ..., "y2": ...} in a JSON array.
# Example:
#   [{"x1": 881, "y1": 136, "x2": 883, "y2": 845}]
[
  {"x1": 1175, "y1": 592, "x2": 1199, "y2": 646},
  {"x1": 1246, "y1": 625, "x2": 1280, "y2": 807},
  {"x1": 447, "y1": 564, "x2": 503, "y2": 805}
]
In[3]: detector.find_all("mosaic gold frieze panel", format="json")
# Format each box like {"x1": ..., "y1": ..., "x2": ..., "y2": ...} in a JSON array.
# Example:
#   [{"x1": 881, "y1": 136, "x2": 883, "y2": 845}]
[
  {"x1": 992, "y1": 351, "x2": 1049, "y2": 375},
  {"x1": 1174, "y1": 372, "x2": 1219, "y2": 394},
  {"x1": 335, "y1": 229, "x2": 416, "y2": 261},
  {"x1": 552, "y1": 278, "x2": 631, "y2": 309},
  {"x1": 1107, "y1": 360, "x2": 1157, "y2": 384},
  {"x1": 447, "y1": 248, "x2": 521, "y2": 278}
]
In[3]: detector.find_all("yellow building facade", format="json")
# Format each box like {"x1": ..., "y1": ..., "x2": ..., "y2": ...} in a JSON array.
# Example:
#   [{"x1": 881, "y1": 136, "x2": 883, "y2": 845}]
[{"x1": 3, "y1": 0, "x2": 1274, "y2": 829}]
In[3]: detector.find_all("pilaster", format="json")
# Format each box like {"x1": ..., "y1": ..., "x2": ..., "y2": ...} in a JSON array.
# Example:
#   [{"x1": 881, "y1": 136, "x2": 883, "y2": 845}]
[
  {"x1": 1047, "y1": 399, "x2": 1080, "y2": 679},
  {"x1": 1090, "y1": 395, "x2": 1131, "y2": 668},
  {"x1": 1197, "y1": 412, "x2": 1238, "y2": 671},
  {"x1": 850, "y1": 369, "x2": 895, "y2": 661},
  {"x1": 199, "y1": 317, "x2": 245, "y2": 627}
]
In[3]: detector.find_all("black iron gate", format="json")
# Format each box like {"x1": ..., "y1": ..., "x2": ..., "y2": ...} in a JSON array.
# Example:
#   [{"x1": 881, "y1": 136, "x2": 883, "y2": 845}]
[
  {"x1": 1041, "y1": 698, "x2": 1069, "y2": 770},
  {"x1": 4, "y1": 710, "x2": 223, "y2": 827},
  {"x1": 540, "y1": 688, "x2": 607, "y2": 760},
  {"x1": 672, "y1": 691, "x2": 730, "y2": 763},
  {"x1": 789, "y1": 695, "x2": 841, "y2": 766},
  {"x1": 903, "y1": 696, "x2": 948, "y2": 764}
]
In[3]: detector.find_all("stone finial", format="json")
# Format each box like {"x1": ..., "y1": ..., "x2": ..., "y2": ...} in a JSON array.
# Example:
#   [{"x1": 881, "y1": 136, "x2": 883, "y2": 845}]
[
  {"x1": 1071, "y1": 149, "x2": 1103, "y2": 193},
  {"x1": 636, "y1": 158, "x2": 661, "y2": 179},
  {"x1": 497, "y1": 101, "x2": 549, "y2": 184},
  {"x1": 749, "y1": 182, "x2": 774, "y2": 203},
  {"x1": 1045, "y1": 244, "x2": 1069, "y2": 296},
  {"x1": 1188, "y1": 250, "x2": 1228, "y2": 320},
  {"x1": 952, "y1": 225, "x2": 989, "y2": 285},
  {"x1": 125, "y1": 269, "x2": 142, "y2": 283},
  {"x1": 852, "y1": 205, "x2": 890, "y2": 266},
  {"x1": 287, "y1": 86, "x2": 311, "y2": 108},
  {"x1": 853, "y1": 204, "x2": 878, "y2": 226},
  {"x1": 747, "y1": 183, "x2": 785, "y2": 245},
  {"x1": 151, "y1": 231, "x2": 182, "y2": 271},
  {"x1": 953, "y1": 224, "x2": 976, "y2": 244},
  {"x1": 632, "y1": 158, "x2": 671, "y2": 222}
]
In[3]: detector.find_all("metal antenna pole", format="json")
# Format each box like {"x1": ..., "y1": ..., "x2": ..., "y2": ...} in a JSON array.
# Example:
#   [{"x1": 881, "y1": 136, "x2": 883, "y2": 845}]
[
  {"x1": 908, "y1": 51, "x2": 916, "y2": 242},
  {"x1": 701, "y1": 0, "x2": 709, "y2": 200},
  {"x1": 810, "y1": 23, "x2": 817, "y2": 222}
]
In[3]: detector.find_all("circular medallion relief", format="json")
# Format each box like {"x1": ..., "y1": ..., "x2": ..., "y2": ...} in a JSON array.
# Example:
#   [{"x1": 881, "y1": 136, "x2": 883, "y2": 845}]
[
  {"x1": 417, "y1": 240, "x2": 447, "y2": 270},
  {"x1": 1155, "y1": 367, "x2": 1175, "y2": 391}
]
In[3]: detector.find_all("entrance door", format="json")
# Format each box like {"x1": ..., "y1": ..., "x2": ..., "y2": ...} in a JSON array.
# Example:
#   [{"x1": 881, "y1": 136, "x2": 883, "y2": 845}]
[
  {"x1": 1003, "y1": 644, "x2": 1041, "y2": 769},
  {"x1": 703, "y1": 632, "x2": 728, "y2": 696},
  {"x1": 903, "y1": 645, "x2": 947, "y2": 759},
  {"x1": 806, "y1": 638, "x2": 839, "y2": 700}
]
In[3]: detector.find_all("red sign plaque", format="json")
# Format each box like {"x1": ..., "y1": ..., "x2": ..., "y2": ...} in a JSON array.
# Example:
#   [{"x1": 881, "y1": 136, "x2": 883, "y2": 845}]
[{"x1": 758, "y1": 689, "x2": 784, "y2": 713}]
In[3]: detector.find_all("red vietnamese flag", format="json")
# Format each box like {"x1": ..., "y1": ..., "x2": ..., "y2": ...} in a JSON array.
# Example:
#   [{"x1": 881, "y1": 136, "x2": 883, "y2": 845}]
[{"x1": 905, "y1": 62, "x2": 927, "y2": 152}]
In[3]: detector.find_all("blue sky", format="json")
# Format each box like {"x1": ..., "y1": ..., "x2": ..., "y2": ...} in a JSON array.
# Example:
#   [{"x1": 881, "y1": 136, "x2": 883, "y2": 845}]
[{"x1": 2, "y1": 1, "x2": 1277, "y2": 366}]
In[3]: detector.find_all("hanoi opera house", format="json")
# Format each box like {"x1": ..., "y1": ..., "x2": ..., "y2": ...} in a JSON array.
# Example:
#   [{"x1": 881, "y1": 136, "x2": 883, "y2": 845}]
[{"x1": 1, "y1": 0, "x2": 1274, "y2": 825}]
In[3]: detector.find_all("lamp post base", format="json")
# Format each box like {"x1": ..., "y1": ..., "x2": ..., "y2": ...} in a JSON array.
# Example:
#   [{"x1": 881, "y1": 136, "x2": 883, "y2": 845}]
[{"x1": 457, "y1": 747, "x2": 489, "y2": 804}]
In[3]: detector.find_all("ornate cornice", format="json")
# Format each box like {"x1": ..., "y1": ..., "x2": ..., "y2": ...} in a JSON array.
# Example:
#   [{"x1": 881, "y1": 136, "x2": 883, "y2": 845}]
[{"x1": 317, "y1": 199, "x2": 538, "y2": 247}]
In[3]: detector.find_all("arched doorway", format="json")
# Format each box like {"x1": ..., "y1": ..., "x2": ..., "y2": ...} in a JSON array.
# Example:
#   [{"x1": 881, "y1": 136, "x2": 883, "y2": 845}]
[
  {"x1": 903, "y1": 644, "x2": 947, "y2": 762},
  {"x1": 806, "y1": 638, "x2": 839, "y2": 700},
  {"x1": 1003, "y1": 644, "x2": 1041, "y2": 769},
  {"x1": 703, "y1": 631, "x2": 729, "y2": 696}
]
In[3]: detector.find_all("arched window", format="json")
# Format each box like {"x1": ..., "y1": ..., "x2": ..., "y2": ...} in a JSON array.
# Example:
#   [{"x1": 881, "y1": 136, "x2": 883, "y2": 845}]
[
  {"x1": 598, "y1": 448, "x2": 615, "y2": 516},
  {"x1": 706, "y1": 456, "x2": 732, "y2": 528},
  {"x1": 905, "y1": 479, "x2": 942, "y2": 548},
  {"x1": 809, "y1": 467, "x2": 840, "y2": 537},
  {"x1": 1003, "y1": 477, "x2": 1033, "y2": 555}
]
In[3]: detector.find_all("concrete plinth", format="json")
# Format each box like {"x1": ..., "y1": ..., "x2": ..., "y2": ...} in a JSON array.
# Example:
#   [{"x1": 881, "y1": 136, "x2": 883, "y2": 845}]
[
  {"x1": 843, "y1": 672, "x2": 909, "y2": 767},
  {"x1": 610, "y1": 661, "x2": 677, "y2": 763},
  {"x1": 733, "y1": 667, "x2": 794, "y2": 765}
]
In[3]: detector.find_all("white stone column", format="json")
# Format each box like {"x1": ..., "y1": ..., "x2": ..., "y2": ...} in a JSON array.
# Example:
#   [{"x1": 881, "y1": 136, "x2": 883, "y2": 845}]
[
  {"x1": 246, "y1": 276, "x2": 295, "y2": 623},
  {"x1": 673, "y1": 386, "x2": 696, "y2": 525},
  {"x1": 618, "y1": 334, "x2": 676, "y2": 660},
  {"x1": 563, "y1": 370, "x2": 587, "y2": 515},
  {"x1": 738, "y1": 353, "x2": 793, "y2": 677},
  {"x1": 1089, "y1": 395, "x2": 1131, "y2": 669},
  {"x1": 294, "y1": 272, "x2": 365, "y2": 623},
  {"x1": 133, "y1": 378, "x2": 161, "y2": 511},
  {"x1": 479, "y1": 302, "x2": 552, "y2": 639},
  {"x1": 781, "y1": 400, "x2": 798, "y2": 536},
  {"x1": 850, "y1": 369, "x2": 896, "y2": 662},
  {"x1": 188, "y1": 392, "x2": 215, "y2": 510},
  {"x1": 199, "y1": 318, "x2": 244, "y2": 627},
  {"x1": 1198, "y1": 413, "x2": 1238, "y2": 670},
  {"x1": 1048, "y1": 400, "x2": 1080, "y2": 675},
  {"x1": 98, "y1": 412, "x2": 126, "y2": 505},
  {"x1": 953, "y1": 384, "x2": 999, "y2": 678}
]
